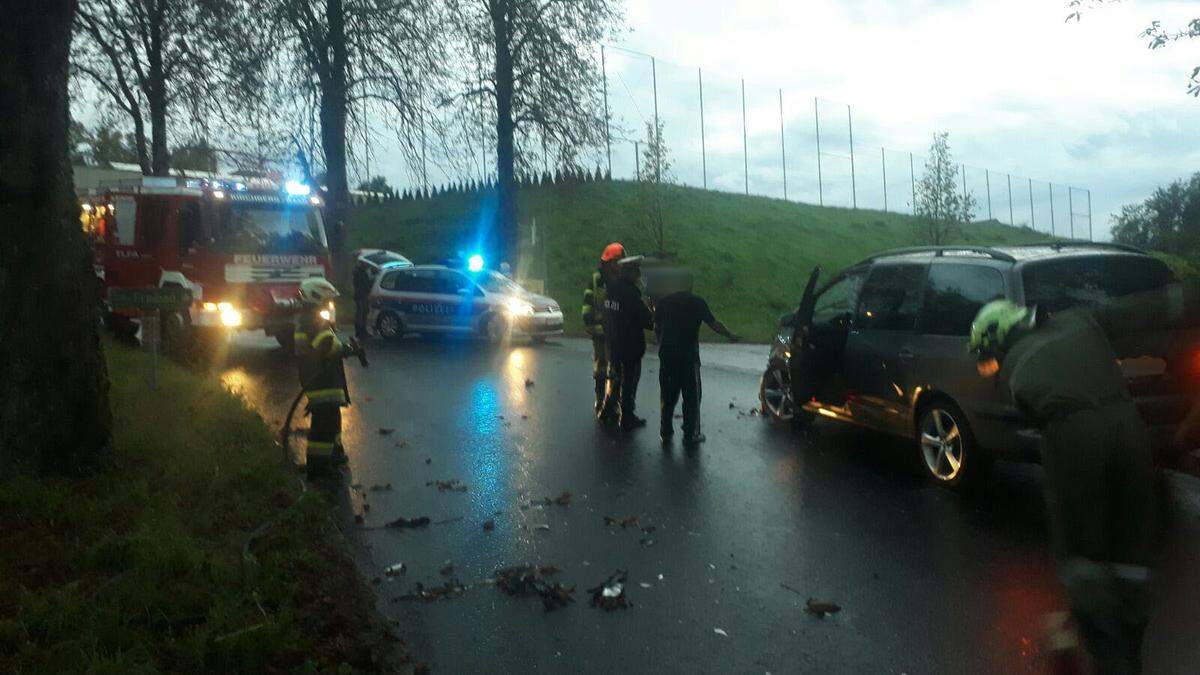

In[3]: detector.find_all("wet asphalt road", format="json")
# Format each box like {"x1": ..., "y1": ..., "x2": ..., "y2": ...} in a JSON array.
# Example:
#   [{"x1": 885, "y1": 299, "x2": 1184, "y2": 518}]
[{"x1": 216, "y1": 334, "x2": 1200, "y2": 674}]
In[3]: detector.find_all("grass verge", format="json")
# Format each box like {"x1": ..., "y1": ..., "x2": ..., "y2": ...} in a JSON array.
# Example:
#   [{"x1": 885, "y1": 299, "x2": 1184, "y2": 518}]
[
  {"x1": 347, "y1": 180, "x2": 1052, "y2": 341},
  {"x1": 0, "y1": 339, "x2": 400, "y2": 672}
]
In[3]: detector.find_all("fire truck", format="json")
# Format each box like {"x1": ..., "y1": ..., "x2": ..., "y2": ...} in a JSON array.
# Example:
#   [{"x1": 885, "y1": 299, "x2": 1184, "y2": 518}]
[{"x1": 81, "y1": 176, "x2": 332, "y2": 350}]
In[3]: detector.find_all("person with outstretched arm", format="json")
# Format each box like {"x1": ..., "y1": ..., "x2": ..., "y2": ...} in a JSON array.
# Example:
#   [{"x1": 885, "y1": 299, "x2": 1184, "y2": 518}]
[{"x1": 653, "y1": 268, "x2": 739, "y2": 445}]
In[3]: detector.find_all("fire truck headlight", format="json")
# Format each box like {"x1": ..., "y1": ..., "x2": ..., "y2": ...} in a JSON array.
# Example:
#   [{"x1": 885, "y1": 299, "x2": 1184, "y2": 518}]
[
  {"x1": 213, "y1": 189, "x2": 226, "y2": 200},
  {"x1": 285, "y1": 180, "x2": 311, "y2": 196},
  {"x1": 220, "y1": 308, "x2": 243, "y2": 327},
  {"x1": 217, "y1": 302, "x2": 233, "y2": 312},
  {"x1": 203, "y1": 302, "x2": 218, "y2": 312}
]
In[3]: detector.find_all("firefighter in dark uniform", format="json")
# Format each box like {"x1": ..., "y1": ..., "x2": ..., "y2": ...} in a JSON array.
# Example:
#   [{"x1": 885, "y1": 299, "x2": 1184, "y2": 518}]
[
  {"x1": 969, "y1": 285, "x2": 1200, "y2": 674},
  {"x1": 353, "y1": 259, "x2": 372, "y2": 339},
  {"x1": 600, "y1": 255, "x2": 653, "y2": 431},
  {"x1": 653, "y1": 268, "x2": 739, "y2": 444},
  {"x1": 582, "y1": 242, "x2": 625, "y2": 418},
  {"x1": 295, "y1": 278, "x2": 362, "y2": 474}
]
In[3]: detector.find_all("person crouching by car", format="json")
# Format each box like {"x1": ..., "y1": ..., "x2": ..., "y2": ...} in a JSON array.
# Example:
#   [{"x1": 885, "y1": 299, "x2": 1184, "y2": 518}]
[
  {"x1": 653, "y1": 268, "x2": 739, "y2": 445},
  {"x1": 600, "y1": 255, "x2": 653, "y2": 431}
]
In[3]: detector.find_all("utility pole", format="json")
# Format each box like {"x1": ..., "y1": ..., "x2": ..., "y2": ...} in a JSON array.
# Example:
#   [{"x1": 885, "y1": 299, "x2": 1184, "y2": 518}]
[
  {"x1": 1049, "y1": 183, "x2": 1056, "y2": 235},
  {"x1": 652, "y1": 57, "x2": 660, "y2": 183},
  {"x1": 909, "y1": 152, "x2": 916, "y2": 215},
  {"x1": 881, "y1": 147, "x2": 887, "y2": 212},
  {"x1": 1007, "y1": 174, "x2": 1014, "y2": 226},
  {"x1": 1029, "y1": 178, "x2": 1036, "y2": 231},
  {"x1": 961, "y1": 164, "x2": 968, "y2": 221},
  {"x1": 1087, "y1": 189, "x2": 1093, "y2": 241},
  {"x1": 741, "y1": 79, "x2": 749, "y2": 195},
  {"x1": 985, "y1": 170, "x2": 992, "y2": 220},
  {"x1": 699, "y1": 68, "x2": 707, "y2": 189},
  {"x1": 1068, "y1": 187, "x2": 1075, "y2": 239}
]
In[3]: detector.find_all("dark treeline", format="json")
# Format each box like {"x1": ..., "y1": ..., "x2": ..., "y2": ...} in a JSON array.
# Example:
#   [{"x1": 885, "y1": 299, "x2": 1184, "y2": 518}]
[{"x1": 353, "y1": 165, "x2": 613, "y2": 205}]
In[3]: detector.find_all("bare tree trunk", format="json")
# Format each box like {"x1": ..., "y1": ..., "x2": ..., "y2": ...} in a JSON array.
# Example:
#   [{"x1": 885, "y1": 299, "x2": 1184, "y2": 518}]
[
  {"x1": 147, "y1": 9, "x2": 169, "y2": 176},
  {"x1": 490, "y1": 0, "x2": 517, "y2": 263},
  {"x1": 0, "y1": 0, "x2": 113, "y2": 472},
  {"x1": 320, "y1": 0, "x2": 349, "y2": 263}
]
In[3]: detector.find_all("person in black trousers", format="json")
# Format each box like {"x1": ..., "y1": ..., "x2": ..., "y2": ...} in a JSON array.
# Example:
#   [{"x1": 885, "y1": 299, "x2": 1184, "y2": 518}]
[
  {"x1": 352, "y1": 260, "x2": 372, "y2": 339},
  {"x1": 653, "y1": 269, "x2": 738, "y2": 444},
  {"x1": 600, "y1": 256, "x2": 653, "y2": 431}
]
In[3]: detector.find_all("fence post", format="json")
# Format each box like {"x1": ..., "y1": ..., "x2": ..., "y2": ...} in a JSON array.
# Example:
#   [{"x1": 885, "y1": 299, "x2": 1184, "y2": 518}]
[
  {"x1": 1028, "y1": 178, "x2": 1036, "y2": 231},
  {"x1": 652, "y1": 56, "x2": 660, "y2": 183},
  {"x1": 881, "y1": 147, "x2": 887, "y2": 212},
  {"x1": 1068, "y1": 187, "x2": 1075, "y2": 239},
  {"x1": 634, "y1": 140, "x2": 640, "y2": 181},
  {"x1": 778, "y1": 89, "x2": 787, "y2": 200},
  {"x1": 741, "y1": 78, "x2": 749, "y2": 195},
  {"x1": 985, "y1": 170, "x2": 992, "y2": 220},
  {"x1": 909, "y1": 152, "x2": 916, "y2": 215},
  {"x1": 699, "y1": 68, "x2": 707, "y2": 189},
  {"x1": 814, "y1": 98, "x2": 823, "y2": 206},
  {"x1": 961, "y1": 163, "x2": 968, "y2": 221},
  {"x1": 1049, "y1": 183, "x2": 1056, "y2": 236},
  {"x1": 601, "y1": 45, "x2": 611, "y2": 175},
  {"x1": 847, "y1": 104, "x2": 856, "y2": 209},
  {"x1": 1007, "y1": 174, "x2": 1014, "y2": 226},
  {"x1": 1087, "y1": 189, "x2": 1093, "y2": 241}
]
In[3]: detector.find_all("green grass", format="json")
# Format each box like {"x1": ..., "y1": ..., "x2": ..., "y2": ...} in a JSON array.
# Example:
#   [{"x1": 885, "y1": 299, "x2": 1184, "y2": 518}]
[
  {"x1": 0, "y1": 341, "x2": 395, "y2": 672},
  {"x1": 347, "y1": 180, "x2": 1051, "y2": 341}
]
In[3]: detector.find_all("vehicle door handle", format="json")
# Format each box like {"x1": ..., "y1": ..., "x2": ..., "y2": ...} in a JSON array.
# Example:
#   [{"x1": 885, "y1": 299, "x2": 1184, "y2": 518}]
[{"x1": 897, "y1": 348, "x2": 915, "y2": 361}]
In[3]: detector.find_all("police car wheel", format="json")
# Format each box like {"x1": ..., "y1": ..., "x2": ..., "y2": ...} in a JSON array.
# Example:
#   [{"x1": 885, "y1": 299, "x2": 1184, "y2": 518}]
[
  {"x1": 917, "y1": 400, "x2": 984, "y2": 487},
  {"x1": 376, "y1": 311, "x2": 404, "y2": 341},
  {"x1": 483, "y1": 314, "x2": 507, "y2": 343}
]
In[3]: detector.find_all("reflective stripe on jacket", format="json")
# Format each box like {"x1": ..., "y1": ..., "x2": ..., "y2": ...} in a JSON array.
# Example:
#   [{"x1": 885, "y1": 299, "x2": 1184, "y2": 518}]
[{"x1": 295, "y1": 316, "x2": 351, "y2": 406}]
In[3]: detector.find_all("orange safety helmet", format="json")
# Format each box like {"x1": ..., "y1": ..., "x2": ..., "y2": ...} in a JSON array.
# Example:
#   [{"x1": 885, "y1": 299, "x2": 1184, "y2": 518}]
[{"x1": 600, "y1": 242, "x2": 626, "y2": 262}]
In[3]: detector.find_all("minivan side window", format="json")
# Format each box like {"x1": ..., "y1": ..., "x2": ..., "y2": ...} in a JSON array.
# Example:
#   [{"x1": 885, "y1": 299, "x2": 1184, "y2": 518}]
[
  {"x1": 812, "y1": 270, "x2": 866, "y2": 325},
  {"x1": 920, "y1": 264, "x2": 1006, "y2": 336},
  {"x1": 856, "y1": 263, "x2": 927, "y2": 331}
]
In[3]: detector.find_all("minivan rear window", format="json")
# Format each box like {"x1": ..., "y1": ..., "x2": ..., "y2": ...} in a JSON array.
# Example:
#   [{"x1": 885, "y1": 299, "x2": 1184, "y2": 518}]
[{"x1": 1022, "y1": 255, "x2": 1174, "y2": 315}]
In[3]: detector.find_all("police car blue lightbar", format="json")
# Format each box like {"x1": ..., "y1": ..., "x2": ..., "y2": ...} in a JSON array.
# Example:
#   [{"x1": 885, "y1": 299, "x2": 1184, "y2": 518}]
[
  {"x1": 284, "y1": 180, "x2": 311, "y2": 196},
  {"x1": 467, "y1": 254, "x2": 485, "y2": 273}
]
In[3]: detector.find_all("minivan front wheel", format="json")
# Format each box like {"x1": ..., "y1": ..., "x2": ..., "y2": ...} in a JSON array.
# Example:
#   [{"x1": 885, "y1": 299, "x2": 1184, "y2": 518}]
[
  {"x1": 917, "y1": 400, "x2": 980, "y2": 487},
  {"x1": 759, "y1": 366, "x2": 795, "y2": 422}
]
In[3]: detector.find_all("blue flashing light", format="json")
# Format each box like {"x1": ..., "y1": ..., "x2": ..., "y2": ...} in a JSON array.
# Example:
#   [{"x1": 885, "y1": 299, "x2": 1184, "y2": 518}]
[
  {"x1": 284, "y1": 179, "x2": 311, "y2": 196},
  {"x1": 467, "y1": 254, "x2": 485, "y2": 273}
]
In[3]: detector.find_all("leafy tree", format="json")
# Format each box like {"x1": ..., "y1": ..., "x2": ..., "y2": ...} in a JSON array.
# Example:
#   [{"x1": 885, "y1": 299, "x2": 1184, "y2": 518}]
[
  {"x1": 634, "y1": 119, "x2": 673, "y2": 256},
  {"x1": 171, "y1": 137, "x2": 219, "y2": 173},
  {"x1": 1067, "y1": 1, "x2": 1200, "y2": 96},
  {"x1": 262, "y1": 0, "x2": 443, "y2": 260},
  {"x1": 72, "y1": 0, "x2": 245, "y2": 175},
  {"x1": 90, "y1": 125, "x2": 140, "y2": 166},
  {"x1": 913, "y1": 132, "x2": 976, "y2": 245},
  {"x1": 358, "y1": 175, "x2": 393, "y2": 193},
  {"x1": 1111, "y1": 173, "x2": 1200, "y2": 258},
  {"x1": 446, "y1": 0, "x2": 623, "y2": 262},
  {"x1": 2, "y1": 0, "x2": 112, "y2": 471}
]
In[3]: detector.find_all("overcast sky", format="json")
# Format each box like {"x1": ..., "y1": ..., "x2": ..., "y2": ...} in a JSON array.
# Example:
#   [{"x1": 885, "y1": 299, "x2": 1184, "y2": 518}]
[{"x1": 374, "y1": 0, "x2": 1198, "y2": 239}]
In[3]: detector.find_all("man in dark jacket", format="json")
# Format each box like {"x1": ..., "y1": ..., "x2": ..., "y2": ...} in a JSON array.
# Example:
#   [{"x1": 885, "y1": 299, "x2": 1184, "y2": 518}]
[
  {"x1": 600, "y1": 255, "x2": 653, "y2": 430},
  {"x1": 352, "y1": 260, "x2": 373, "y2": 339},
  {"x1": 653, "y1": 269, "x2": 739, "y2": 444},
  {"x1": 970, "y1": 284, "x2": 1200, "y2": 674}
]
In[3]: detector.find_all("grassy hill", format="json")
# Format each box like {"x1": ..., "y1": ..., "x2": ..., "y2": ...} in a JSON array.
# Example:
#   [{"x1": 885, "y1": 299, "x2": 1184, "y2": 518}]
[{"x1": 346, "y1": 180, "x2": 1051, "y2": 341}]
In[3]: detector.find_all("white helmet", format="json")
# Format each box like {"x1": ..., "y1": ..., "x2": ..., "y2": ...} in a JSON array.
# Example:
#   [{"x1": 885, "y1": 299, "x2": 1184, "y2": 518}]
[{"x1": 299, "y1": 277, "x2": 340, "y2": 305}]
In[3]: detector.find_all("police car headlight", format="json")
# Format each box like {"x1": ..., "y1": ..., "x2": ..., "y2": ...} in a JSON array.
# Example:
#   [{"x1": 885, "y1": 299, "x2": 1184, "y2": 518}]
[{"x1": 505, "y1": 298, "x2": 534, "y2": 316}]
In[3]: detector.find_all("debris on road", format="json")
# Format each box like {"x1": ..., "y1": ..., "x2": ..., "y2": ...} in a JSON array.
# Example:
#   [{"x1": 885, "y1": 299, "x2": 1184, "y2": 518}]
[
  {"x1": 439, "y1": 561, "x2": 455, "y2": 577},
  {"x1": 425, "y1": 457, "x2": 432, "y2": 464},
  {"x1": 378, "y1": 427, "x2": 395, "y2": 435},
  {"x1": 728, "y1": 402, "x2": 736, "y2": 409},
  {"x1": 779, "y1": 583, "x2": 803, "y2": 596},
  {"x1": 639, "y1": 538, "x2": 656, "y2": 548},
  {"x1": 521, "y1": 414, "x2": 529, "y2": 420},
  {"x1": 588, "y1": 570, "x2": 631, "y2": 611},
  {"x1": 394, "y1": 579, "x2": 467, "y2": 603},
  {"x1": 603, "y1": 515, "x2": 640, "y2": 528},
  {"x1": 394, "y1": 440, "x2": 408, "y2": 448},
  {"x1": 638, "y1": 582, "x2": 652, "y2": 589},
  {"x1": 805, "y1": 598, "x2": 842, "y2": 618},
  {"x1": 362, "y1": 503, "x2": 371, "y2": 512},
  {"x1": 534, "y1": 524, "x2": 551, "y2": 532},
  {"x1": 369, "y1": 483, "x2": 393, "y2": 492},
  {"x1": 483, "y1": 519, "x2": 496, "y2": 531},
  {"x1": 384, "y1": 562, "x2": 407, "y2": 577},
  {"x1": 354, "y1": 514, "x2": 364, "y2": 524},
  {"x1": 385, "y1": 516, "x2": 431, "y2": 529},
  {"x1": 530, "y1": 491, "x2": 572, "y2": 507},
  {"x1": 525, "y1": 378, "x2": 535, "y2": 388},
  {"x1": 714, "y1": 628, "x2": 729, "y2": 638},
  {"x1": 640, "y1": 525, "x2": 656, "y2": 534},
  {"x1": 493, "y1": 564, "x2": 575, "y2": 612},
  {"x1": 427, "y1": 479, "x2": 468, "y2": 493}
]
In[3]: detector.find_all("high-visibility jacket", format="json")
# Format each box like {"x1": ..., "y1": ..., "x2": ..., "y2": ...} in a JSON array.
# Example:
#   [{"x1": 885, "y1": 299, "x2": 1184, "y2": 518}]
[
  {"x1": 582, "y1": 271, "x2": 607, "y2": 336},
  {"x1": 294, "y1": 313, "x2": 352, "y2": 406}
]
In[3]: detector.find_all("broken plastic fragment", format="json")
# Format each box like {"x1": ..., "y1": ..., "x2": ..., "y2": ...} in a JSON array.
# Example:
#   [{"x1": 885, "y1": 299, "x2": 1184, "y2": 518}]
[
  {"x1": 714, "y1": 628, "x2": 729, "y2": 637},
  {"x1": 588, "y1": 570, "x2": 631, "y2": 611},
  {"x1": 805, "y1": 598, "x2": 842, "y2": 618},
  {"x1": 525, "y1": 378, "x2": 535, "y2": 388},
  {"x1": 384, "y1": 562, "x2": 407, "y2": 577},
  {"x1": 378, "y1": 427, "x2": 395, "y2": 435}
]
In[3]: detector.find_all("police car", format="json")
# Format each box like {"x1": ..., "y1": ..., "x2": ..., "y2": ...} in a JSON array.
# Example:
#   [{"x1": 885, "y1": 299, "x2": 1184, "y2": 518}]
[{"x1": 368, "y1": 264, "x2": 563, "y2": 342}]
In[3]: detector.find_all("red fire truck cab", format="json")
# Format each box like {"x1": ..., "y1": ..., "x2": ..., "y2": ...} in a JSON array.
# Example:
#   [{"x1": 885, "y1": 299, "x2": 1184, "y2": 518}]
[{"x1": 82, "y1": 176, "x2": 332, "y2": 349}]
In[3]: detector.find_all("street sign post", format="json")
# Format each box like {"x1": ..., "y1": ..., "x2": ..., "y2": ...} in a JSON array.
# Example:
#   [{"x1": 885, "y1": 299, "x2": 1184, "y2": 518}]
[{"x1": 108, "y1": 287, "x2": 193, "y2": 390}]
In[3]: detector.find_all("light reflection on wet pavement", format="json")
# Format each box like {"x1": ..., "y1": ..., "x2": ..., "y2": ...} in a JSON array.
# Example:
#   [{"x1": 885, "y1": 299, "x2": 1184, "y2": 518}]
[{"x1": 218, "y1": 334, "x2": 1200, "y2": 673}]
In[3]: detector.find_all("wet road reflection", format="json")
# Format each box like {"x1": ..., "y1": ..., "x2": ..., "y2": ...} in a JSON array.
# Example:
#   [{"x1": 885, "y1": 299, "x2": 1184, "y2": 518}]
[{"x1": 215, "y1": 333, "x2": 1200, "y2": 674}]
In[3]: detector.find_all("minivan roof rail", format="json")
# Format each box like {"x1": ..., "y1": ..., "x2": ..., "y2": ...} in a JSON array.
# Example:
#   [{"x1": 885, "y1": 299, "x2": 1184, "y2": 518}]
[
  {"x1": 1006, "y1": 241, "x2": 1146, "y2": 255},
  {"x1": 858, "y1": 246, "x2": 1016, "y2": 265}
]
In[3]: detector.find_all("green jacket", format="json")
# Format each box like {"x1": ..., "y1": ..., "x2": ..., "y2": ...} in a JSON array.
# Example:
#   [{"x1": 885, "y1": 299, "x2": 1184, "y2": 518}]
[
  {"x1": 294, "y1": 313, "x2": 352, "y2": 406},
  {"x1": 582, "y1": 270, "x2": 607, "y2": 336}
]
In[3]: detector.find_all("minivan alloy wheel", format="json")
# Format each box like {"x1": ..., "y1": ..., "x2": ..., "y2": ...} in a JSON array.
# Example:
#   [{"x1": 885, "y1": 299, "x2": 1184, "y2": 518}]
[
  {"x1": 920, "y1": 407, "x2": 965, "y2": 482},
  {"x1": 760, "y1": 367, "x2": 795, "y2": 421}
]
